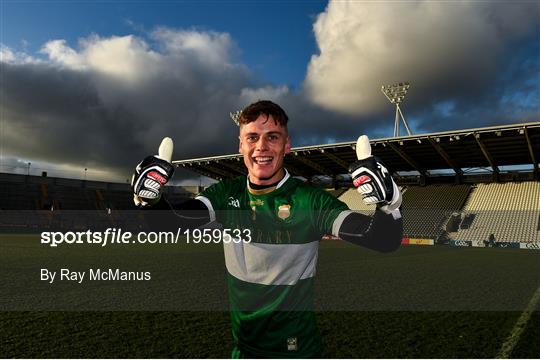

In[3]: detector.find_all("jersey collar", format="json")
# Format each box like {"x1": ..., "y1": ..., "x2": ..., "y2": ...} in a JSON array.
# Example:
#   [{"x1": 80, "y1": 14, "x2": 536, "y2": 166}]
[{"x1": 247, "y1": 169, "x2": 290, "y2": 195}]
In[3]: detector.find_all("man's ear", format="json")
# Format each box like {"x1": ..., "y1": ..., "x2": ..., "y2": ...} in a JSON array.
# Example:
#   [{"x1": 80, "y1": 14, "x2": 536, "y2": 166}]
[
  {"x1": 238, "y1": 136, "x2": 243, "y2": 154},
  {"x1": 285, "y1": 136, "x2": 291, "y2": 155}
]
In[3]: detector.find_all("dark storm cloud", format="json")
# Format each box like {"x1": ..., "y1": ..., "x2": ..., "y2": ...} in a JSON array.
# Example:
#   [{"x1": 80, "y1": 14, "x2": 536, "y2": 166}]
[
  {"x1": 0, "y1": 28, "x2": 374, "y2": 182},
  {"x1": 1, "y1": 31, "x2": 259, "y2": 180},
  {"x1": 1, "y1": 1, "x2": 539, "y2": 182},
  {"x1": 408, "y1": 36, "x2": 540, "y2": 133}
]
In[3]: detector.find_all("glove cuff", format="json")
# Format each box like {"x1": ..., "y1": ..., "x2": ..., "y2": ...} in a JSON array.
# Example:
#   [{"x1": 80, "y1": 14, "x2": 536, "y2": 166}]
[
  {"x1": 378, "y1": 180, "x2": 402, "y2": 219},
  {"x1": 133, "y1": 194, "x2": 161, "y2": 208}
]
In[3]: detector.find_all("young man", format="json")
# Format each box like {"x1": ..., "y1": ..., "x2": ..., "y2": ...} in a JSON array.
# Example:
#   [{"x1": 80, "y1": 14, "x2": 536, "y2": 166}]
[{"x1": 132, "y1": 100, "x2": 403, "y2": 358}]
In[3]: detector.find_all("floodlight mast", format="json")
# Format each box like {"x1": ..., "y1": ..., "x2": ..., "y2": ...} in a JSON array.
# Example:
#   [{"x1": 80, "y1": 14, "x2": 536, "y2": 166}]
[
  {"x1": 381, "y1": 82, "x2": 412, "y2": 137},
  {"x1": 230, "y1": 110, "x2": 242, "y2": 126}
]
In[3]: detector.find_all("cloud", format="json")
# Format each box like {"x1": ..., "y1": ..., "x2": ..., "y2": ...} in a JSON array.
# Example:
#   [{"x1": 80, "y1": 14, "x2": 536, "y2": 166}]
[
  {"x1": 1, "y1": 2, "x2": 538, "y2": 183},
  {"x1": 40, "y1": 39, "x2": 85, "y2": 70},
  {"x1": 1, "y1": 44, "x2": 17, "y2": 62},
  {"x1": 304, "y1": 0, "x2": 539, "y2": 118},
  {"x1": 151, "y1": 28, "x2": 238, "y2": 68},
  {"x1": 1, "y1": 29, "x2": 261, "y2": 182},
  {"x1": 239, "y1": 85, "x2": 290, "y2": 105},
  {"x1": 41, "y1": 35, "x2": 162, "y2": 81},
  {"x1": 1, "y1": 27, "x2": 351, "y2": 183},
  {"x1": 1, "y1": 44, "x2": 40, "y2": 64}
]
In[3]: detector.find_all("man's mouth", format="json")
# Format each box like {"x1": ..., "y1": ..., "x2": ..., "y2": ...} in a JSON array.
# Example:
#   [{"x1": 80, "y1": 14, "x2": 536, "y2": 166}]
[{"x1": 253, "y1": 156, "x2": 273, "y2": 165}]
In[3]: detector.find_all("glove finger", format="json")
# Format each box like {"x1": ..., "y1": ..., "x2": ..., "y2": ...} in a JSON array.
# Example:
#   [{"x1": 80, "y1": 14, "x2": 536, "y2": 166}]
[
  {"x1": 139, "y1": 189, "x2": 159, "y2": 199},
  {"x1": 363, "y1": 195, "x2": 380, "y2": 204},
  {"x1": 359, "y1": 183, "x2": 373, "y2": 194},
  {"x1": 356, "y1": 186, "x2": 371, "y2": 196},
  {"x1": 144, "y1": 178, "x2": 161, "y2": 191}
]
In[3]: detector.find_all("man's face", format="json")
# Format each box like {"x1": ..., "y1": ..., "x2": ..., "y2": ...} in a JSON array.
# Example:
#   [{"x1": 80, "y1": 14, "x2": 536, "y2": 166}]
[{"x1": 239, "y1": 114, "x2": 291, "y2": 185}]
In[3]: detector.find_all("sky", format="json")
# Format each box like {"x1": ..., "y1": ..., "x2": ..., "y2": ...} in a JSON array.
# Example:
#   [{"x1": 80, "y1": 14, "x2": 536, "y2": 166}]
[{"x1": 1, "y1": 0, "x2": 539, "y2": 183}]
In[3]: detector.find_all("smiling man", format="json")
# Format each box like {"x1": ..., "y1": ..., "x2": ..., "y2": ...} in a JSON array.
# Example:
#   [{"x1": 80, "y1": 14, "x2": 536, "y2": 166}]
[
  {"x1": 239, "y1": 101, "x2": 291, "y2": 186},
  {"x1": 132, "y1": 100, "x2": 403, "y2": 358}
]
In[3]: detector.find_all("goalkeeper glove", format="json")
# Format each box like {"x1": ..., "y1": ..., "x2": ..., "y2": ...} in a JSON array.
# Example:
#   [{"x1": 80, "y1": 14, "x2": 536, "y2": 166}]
[
  {"x1": 131, "y1": 155, "x2": 174, "y2": 207},
  {"x1": 349, "y1": 135, "x2": 402, "y2": 218}
]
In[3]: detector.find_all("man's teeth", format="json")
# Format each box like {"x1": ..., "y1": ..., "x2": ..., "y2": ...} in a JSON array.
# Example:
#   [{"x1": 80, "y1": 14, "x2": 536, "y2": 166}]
[{"x1": 254, "y1": 156, "x2": 273, "y2": 164}]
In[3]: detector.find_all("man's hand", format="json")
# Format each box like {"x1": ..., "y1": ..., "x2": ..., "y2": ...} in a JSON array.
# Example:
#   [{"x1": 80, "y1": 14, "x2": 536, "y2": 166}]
[
  {"x1": 131, "y1": 137, "x2": 175, "y2": 207},
  {"x1": 349, "y1": 135, "x2": 402, "y2": 217}
]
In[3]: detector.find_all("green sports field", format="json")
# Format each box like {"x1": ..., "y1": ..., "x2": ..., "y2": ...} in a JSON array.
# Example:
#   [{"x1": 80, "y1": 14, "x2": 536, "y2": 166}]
[{"x1": 1, "y1": 234, "x2": 539, "y2": 358}]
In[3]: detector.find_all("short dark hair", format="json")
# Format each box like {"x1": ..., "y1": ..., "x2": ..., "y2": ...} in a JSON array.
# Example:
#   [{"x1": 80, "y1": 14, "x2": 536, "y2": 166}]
[{"x1": 239, "y1": 100, "x2": 288, "y2": 128}]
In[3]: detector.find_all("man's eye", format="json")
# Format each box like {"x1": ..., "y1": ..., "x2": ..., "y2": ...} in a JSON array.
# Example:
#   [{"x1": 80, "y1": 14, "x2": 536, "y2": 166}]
[
  {"x1": 268, "y1": 135, "x2": 279, "y2": 141},
  {"x1": 247, "y1": 136, "x2": 258, "y2": 143}
]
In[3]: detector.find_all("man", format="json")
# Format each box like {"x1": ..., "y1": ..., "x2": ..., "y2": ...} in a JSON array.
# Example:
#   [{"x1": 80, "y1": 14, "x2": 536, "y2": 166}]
[{"x1": 132, "y1": 100, "x2": 403, "y2": 358}]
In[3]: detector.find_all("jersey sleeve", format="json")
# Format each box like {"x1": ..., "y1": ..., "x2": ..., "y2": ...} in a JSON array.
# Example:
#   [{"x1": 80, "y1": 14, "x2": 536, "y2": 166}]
[
  {"x1": 195, "y1": 182, "x2": 222, "y2": 222},
  {"x1": 309, "y1": 188, "x2": 352, "y2": 237},
  {"x1": 195, "y1": 180, "x2": 232, "y2": 222}
]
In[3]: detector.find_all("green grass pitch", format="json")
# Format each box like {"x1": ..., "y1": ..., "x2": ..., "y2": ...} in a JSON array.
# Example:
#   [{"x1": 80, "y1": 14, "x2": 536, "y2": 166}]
[{"x1": 1, "y1": 234, "x2": 539, "y2": 358}]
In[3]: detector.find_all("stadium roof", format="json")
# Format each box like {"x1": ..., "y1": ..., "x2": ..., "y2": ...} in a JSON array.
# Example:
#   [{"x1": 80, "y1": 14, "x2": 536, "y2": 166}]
[{"x1": 173, "y1": 122, "x2": 540, "y2": 180}]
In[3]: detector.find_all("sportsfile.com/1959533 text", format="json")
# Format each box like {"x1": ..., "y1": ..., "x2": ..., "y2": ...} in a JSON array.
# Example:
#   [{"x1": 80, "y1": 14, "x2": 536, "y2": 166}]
[{"x1": 40, "y1": 228, "x2": 252, "y2": 247}]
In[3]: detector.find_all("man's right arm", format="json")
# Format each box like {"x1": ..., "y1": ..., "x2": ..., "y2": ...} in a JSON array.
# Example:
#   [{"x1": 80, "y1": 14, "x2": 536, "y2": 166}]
[
  {"x1": 145, "y1": 195, "x2": 213, "y2": 230},
  {"x1": 131, "y1": 155, "x2": 214, "y2": 230}
]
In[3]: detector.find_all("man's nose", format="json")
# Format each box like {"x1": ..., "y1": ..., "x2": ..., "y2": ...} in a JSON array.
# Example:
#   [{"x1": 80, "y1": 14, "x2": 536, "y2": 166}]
[{"x1": 256, "y1": 137, "x2": 269, "y2": 151}]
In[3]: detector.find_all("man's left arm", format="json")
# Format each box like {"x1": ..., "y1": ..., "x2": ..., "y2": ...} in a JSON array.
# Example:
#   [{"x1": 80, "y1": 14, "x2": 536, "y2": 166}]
[
  {"x1": 318, "y1": 135, "x2": 403, "y2": 252},
  {"x1": 313, "y1": 186, "x2": 402, "y2": 253},
  {"x1": 334, "y1": 210, "x2": 403, "y2": 253}
]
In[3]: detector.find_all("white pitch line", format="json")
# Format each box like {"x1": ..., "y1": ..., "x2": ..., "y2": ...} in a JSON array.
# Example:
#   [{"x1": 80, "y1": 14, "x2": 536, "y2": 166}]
[{"x1": 497, "y1": 282, "x2": 540, "y2": 359}]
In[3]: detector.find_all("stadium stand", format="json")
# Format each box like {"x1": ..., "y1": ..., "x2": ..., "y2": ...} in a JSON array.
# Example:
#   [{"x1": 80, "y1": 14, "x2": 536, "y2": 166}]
[
  {"x1": 0, "y1": 172, "x2": 195, "y2": 233},
  {"x1": 0, "y1": 173, "x2": 194, "y2": 211},
  {"x1": 4, "y1": 184, "x2": 42, "y2": 210},
  {"x1": 402, "y1": 184, "x2": 471, "y2": 239},
  {"x1": 174, "y1": 122, "x2": 540, "y2": 183},
  {"x1": 449, "y1": 182, "x2": 540, "y2": 243}
]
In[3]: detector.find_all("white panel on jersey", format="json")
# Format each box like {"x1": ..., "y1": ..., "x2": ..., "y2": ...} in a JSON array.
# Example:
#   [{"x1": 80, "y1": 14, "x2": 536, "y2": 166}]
[
  {"x1": 332, "y1": 210, "x2": 354, "y2": 237},
  {"x1": 223, "y1": 240, "x2": 318, "y2": 286},
  {"x1": 194, "y1": 195, "x2": 216, "y2": 222}
]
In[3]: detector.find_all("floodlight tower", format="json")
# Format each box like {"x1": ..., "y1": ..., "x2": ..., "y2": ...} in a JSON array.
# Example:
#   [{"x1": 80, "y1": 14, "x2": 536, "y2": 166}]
[
  {"x1": 229, "y1": 110, "x2": 242, "y2": 127},
  {"x1": 381, "y1": 82, "x2": 412, "y2": 137}
]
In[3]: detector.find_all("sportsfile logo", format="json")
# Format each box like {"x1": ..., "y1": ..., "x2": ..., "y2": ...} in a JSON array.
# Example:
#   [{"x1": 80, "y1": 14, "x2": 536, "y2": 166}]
[
  {"x1": 40, "y1": 228, "x2": 252, "y2": 247},
  {"x1": 41, "y1": 228, "x2": 132, "y2": 247}
]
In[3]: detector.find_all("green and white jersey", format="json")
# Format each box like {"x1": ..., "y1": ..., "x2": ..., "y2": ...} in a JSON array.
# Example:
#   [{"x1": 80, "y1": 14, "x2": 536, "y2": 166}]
[{"x1": 196, "y1": 170, "x2": 351, "y2": 358}]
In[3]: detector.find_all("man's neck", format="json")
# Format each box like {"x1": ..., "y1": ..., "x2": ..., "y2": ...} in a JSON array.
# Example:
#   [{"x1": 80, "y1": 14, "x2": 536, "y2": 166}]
[
  {"x1": 248, "y1": 169, "x2": 287, "y2": 194},
  {"x1": 248, "y1": 178, "x2": 281, "y2": 190},
  {"x1": 249, "y1": 168, "x2": 286, "y2": 186}
]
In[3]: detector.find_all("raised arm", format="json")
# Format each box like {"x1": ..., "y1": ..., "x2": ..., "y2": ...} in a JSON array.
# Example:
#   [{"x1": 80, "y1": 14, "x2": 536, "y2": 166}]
[
  {"x1": 337, "y1": 135, "x2": 403, "y2": 252},
  {"x1": 131, "y1": 138, "x2": 212, "y2": 229}
]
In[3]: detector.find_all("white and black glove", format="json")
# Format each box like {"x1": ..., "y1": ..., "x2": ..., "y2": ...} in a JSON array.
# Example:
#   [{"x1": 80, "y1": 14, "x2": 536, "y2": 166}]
[
  {"x1": 349, "y1": 135, "x2": 402, "y2": 219},
  {"x1": 131, "y1": 137, "x2": 174, "y2": 207}
]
